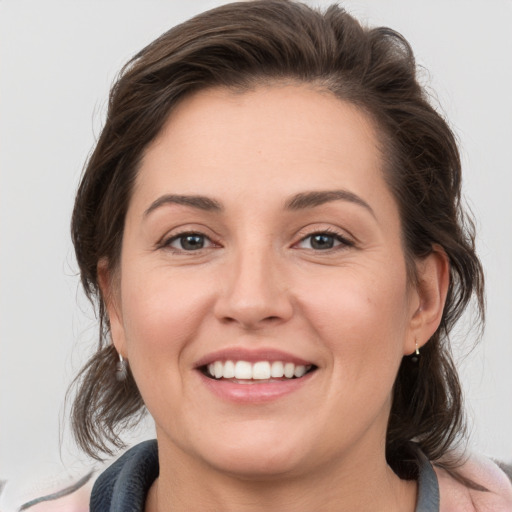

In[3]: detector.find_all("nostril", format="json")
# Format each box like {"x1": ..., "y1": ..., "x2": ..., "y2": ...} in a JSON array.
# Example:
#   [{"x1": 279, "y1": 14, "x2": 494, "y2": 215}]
[
  {"x1": 218, "y1": 312, "x2": 289, "y2": 329},
  {"x1": 214, "y1": 284, "x2": 294, "y2": 328},
  {"x1": 219, "y1": 316, "x2": 238, "y2": 325}
]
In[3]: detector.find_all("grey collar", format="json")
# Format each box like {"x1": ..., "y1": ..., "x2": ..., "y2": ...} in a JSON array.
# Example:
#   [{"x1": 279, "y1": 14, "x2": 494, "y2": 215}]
[{"x1": 90, "y1": 440, "x2": 440, "y2": 512}]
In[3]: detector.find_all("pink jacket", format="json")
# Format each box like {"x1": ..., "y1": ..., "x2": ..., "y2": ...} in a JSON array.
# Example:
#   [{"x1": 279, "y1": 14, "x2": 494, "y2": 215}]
[{"x1": 435, "y1": 455, "x2": 512, "y2": 511}]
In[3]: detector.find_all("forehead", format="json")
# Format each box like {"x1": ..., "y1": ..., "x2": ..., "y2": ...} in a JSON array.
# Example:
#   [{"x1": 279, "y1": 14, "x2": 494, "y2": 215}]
[{"x1": 133, "y1": 84, "x2": 392, "y2": 214}]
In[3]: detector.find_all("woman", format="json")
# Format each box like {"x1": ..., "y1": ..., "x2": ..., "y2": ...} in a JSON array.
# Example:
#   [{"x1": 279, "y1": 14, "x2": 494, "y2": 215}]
[{"x1": 25, "y1": 1, "x2": 512, "y2": 511}]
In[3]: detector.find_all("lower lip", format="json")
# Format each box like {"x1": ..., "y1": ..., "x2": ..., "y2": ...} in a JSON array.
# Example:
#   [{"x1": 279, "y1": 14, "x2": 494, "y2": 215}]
[{"x1": 197, "y1": 370, "x2": 316, "y2": 403}]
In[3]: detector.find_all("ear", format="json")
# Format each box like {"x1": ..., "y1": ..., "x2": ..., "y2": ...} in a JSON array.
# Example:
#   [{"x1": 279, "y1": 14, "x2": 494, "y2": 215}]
[
  {"x1": 97, "y1": 259, "x2": 127, "y2": 358},
  {"x1": 404, "y1": 246, "x2": 450, "y2": 356}
]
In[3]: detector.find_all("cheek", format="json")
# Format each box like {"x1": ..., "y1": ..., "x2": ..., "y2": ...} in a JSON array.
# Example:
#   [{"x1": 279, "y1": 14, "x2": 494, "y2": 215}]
[
  {"x1": 119, "y1": 266, "x2": 213, "y2": 372},
  {"x1": 116, "y1": 267, "x2": 218, "y2": 434},
  {"x1": 298, "y1": 264, "x2": 410, "y2": 376}
]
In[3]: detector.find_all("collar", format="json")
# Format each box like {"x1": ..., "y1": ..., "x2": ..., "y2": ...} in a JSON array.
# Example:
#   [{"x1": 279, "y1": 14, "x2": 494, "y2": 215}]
[{"x1": 90, "y1": 440, "x2": 440, "y2": 512}]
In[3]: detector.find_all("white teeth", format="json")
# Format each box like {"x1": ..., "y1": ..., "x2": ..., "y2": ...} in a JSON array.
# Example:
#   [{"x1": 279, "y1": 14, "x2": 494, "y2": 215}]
[
  {"x1": 214, "y1": 360, "x2": 223, "y2": 379},
  {"x1": 234, "y1": 361, "x2": 252, "y2": 379},
  {"x1": 271, "y1": 361, "x2": 284, "y2": 378},
  {"x1": 283, "y1": 362, "x2": 295, "y2": 378},
  {"x1": 205, "y1": 360, "x2": 312, "y2": 380},
  {"x1": 223, "y1": 360, "x2": 235, "y2": 379},
  {"x1": 294, "y1": 365, "x2": 306, "y2": 378},
  {"x1": 252, "y1": 361, "x2": 271, "y2": 380}
]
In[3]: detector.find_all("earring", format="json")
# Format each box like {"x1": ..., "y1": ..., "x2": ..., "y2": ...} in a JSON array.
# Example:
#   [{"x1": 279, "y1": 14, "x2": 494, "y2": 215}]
[
  {"x1": 411, "y1": 340, "x2": 420, "y2": 363},
  {"x1": 116, "y1": 353, "x2": 128, "y2": 381}
]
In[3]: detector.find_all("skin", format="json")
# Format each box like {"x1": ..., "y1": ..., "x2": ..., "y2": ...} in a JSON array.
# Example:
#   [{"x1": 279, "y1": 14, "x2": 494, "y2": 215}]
[{"x1": 100, "y1": 85, "x2": 449, "y2": 512}]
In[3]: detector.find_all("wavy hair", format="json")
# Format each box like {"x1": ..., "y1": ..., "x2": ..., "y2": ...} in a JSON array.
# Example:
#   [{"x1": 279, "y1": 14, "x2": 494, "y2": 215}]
[{"x1": 69, "y1": 1, "x2": 484, "y2": 477}]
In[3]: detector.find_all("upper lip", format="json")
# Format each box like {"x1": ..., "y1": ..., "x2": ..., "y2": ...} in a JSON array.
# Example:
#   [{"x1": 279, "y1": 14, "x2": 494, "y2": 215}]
[{"x1": 194, "y1": 348, "x2": 315, "y2": 369}]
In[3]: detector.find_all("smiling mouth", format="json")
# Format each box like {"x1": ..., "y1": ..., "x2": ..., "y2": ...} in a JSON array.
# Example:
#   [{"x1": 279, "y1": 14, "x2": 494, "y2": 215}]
[{"x1": 200, "y1": 360, "x2": 317, "y2": 382}]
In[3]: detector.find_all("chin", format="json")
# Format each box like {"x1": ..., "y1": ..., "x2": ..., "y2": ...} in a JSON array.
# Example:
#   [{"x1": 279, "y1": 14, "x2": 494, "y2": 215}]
[
  {"x1": 194, "y1": 425, "x2": 312, "y2": 480},
  {"x1": 208, "y1": 448, "x2": 306, "y2": 480}
]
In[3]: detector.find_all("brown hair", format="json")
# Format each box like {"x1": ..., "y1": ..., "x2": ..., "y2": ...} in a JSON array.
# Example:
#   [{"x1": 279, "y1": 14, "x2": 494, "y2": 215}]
[{"x1": 70, "y1": 0, "x2": 484, "y2": 477}]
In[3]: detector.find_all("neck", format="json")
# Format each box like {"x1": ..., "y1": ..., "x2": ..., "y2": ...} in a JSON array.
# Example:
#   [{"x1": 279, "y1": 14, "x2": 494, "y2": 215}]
[{"x1": 145, "y1": 439, "x2": 417, "y2": 512}]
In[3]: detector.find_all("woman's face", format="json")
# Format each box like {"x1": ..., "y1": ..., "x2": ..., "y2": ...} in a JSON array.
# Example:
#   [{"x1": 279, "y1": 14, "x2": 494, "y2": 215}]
[{"x1": 106, "y1": 85, "x2": 442, "y2": 479}]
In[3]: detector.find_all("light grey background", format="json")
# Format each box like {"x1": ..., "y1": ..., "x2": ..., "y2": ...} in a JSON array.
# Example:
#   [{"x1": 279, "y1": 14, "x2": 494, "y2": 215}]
[{"x1": 1, "y1": 0, "x2": 511, "y2": 485}]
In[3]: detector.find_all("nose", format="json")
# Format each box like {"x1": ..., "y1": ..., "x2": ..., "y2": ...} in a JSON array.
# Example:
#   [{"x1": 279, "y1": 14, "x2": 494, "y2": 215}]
[{"x1": 213, "y1": 245, "x2": 294, "y2": 329}]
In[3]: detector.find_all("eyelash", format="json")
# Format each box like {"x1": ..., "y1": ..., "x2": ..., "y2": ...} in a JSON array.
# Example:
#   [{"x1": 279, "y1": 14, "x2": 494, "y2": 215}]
[
  {"x1": 294, "y1": 228, "x2": 354, "y2": 251},
  {"x1": 160, "y1": 231, "x2": 218, "y2": 253},
  {"x1": 159, "y1": 228, "x2": 354, "y2": 254}
]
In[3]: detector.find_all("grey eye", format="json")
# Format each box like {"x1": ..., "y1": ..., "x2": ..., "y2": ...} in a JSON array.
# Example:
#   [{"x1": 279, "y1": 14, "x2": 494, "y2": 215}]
[
  {"x1": 296, "y1": 232, "x2": 353, "y2": 251},
  {"x1": 170, "y1": 234, "x2": 207, "y2": 250},
  {"x1": 309, "y1": 234, "x2": 336, "y2": 250}
]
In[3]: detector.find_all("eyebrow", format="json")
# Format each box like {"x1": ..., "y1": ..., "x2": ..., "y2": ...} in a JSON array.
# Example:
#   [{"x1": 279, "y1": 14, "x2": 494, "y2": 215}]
[
  {"x1": 143, "y1": 189, "x2": 374, "y2": 218},
  {"x1": 285, "y1": 190, "x2": 375, "y2": 217},
  {"x1": 144, "y1": 194, "x2": 223, "y2": 217}
]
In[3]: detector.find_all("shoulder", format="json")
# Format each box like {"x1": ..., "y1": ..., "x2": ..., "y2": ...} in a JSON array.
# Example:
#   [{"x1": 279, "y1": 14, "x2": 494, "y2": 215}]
[
  {"x1": 0, "y1": 472, "x2": 94, "y2": 512},
  {"x1": 1, "y1": 441, "x2": 158, "y2": 512},
  {"x1": 434, "y1": 454, "x2": 512, "y2": 512},
  {"x1": 19, "y1": 484, "x2": 92, "y2": 512}
]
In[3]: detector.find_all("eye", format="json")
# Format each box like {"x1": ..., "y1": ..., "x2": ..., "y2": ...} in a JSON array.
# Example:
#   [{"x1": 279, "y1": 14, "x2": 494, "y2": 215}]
[
  {"x1": 297, "y1": 232, "x2": 352, "y2": 251},
  {"x1": 165, "y1": 232, "x2": 212, "y2": 251}
]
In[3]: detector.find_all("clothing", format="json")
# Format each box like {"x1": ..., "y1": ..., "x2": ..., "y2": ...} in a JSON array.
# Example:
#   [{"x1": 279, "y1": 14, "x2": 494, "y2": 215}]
[
  {"x1": 14, "y1": 440, "x2": 512, "y2": 511},
  {"x1": 90, "y1": 441, "x2": 158, "y2": 512},
  {"x1": 89, "y1": 440, "x2": 441, "y2": 512}
]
